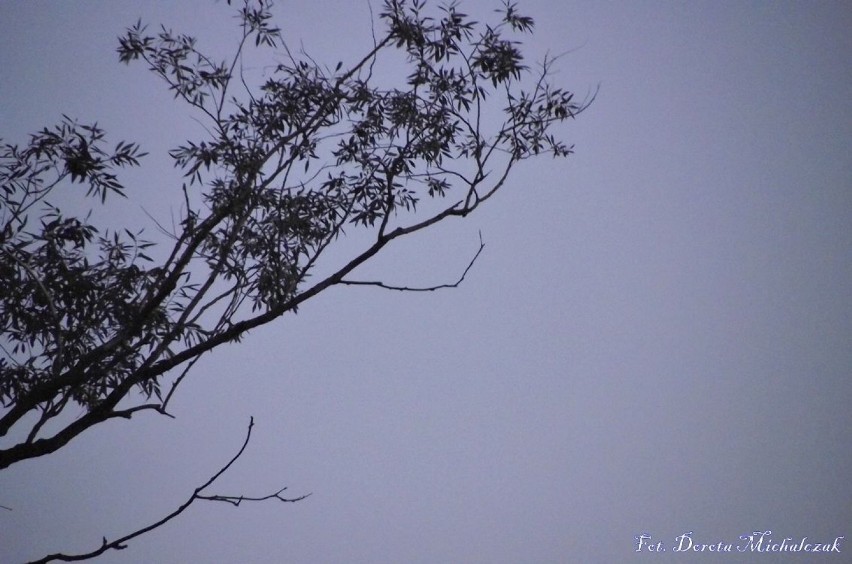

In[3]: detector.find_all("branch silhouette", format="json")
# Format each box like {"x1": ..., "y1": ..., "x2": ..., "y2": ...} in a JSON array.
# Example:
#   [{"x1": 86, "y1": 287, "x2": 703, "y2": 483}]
[{"x1": 28, "y1": 418, "x2": 309, "y2": 564}]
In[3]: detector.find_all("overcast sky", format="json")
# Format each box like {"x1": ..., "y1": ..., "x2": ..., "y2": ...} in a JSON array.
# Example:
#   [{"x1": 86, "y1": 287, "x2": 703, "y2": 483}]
[{"x1": 1, "y1": 1, "x2": 850, "y2": 563}]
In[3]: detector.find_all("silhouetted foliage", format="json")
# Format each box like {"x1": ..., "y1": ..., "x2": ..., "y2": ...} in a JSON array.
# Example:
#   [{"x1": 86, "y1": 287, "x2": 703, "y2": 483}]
[{"x1": 1, "y1": 0, "x2": 590, "y2": 560}]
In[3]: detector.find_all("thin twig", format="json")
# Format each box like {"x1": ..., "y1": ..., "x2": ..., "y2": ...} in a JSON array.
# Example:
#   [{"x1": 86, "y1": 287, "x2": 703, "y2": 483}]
[
  {"x1": 339, "y1": 232, "x2": 484, "y2": 292},
  {"x1": 27, "y1": 418, "x2": 307, "y2": 564}
]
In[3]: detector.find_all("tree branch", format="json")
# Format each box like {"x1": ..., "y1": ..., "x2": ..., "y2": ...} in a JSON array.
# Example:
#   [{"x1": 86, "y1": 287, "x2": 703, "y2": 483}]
[
  {"x1": 197, "y1": 487, "x2": 309, "y2": 507},
  {"x1": 340, "y1": 232, "x2": 484, "y2": 292},
  {"x1": 27, "y1": 417, "x2": 307, "y2": 564}
]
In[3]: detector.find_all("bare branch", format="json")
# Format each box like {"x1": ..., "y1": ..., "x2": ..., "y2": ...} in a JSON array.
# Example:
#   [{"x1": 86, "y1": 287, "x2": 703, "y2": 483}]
[
  {"x1": 340, "y1": 233, "x2": 485, "y2": 292},
  {"x1": 26, "y1": 418, "x2": 306, "y2": 564},
  {"x1": 198, "y1": 487, "x2": 311, "y2": 507}
]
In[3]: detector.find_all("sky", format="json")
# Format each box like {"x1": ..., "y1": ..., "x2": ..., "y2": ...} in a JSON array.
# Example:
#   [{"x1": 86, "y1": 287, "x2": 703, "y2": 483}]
[{"x1": 1, "y1": 1, "x2": 851, "y2": 563}]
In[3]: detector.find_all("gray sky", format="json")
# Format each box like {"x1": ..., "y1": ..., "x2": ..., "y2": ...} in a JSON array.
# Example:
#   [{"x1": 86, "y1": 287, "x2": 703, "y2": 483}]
[{"x1": 1, "y1": 1, "x2": 850, "y2": 562}]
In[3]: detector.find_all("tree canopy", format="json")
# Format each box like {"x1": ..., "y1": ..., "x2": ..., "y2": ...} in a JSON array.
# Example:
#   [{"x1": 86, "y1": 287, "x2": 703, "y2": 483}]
[{"x1": 1, "y1": 0, "x2": 590, "y2": 560}]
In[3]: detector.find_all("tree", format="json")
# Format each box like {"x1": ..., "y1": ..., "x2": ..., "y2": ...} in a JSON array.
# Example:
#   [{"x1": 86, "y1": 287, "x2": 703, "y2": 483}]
[{"x1": 0, "y1": 0, "x2": 591, "y2": 560}]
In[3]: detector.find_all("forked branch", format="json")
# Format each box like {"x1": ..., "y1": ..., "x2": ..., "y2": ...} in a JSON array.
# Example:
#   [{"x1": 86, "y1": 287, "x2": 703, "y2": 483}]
[
  {"x1": 339, "y1": 232, "x2": 485, "y2": 292},
  {"x1": 27, "y1": 418, "x2": 308, "y2": 564}
]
